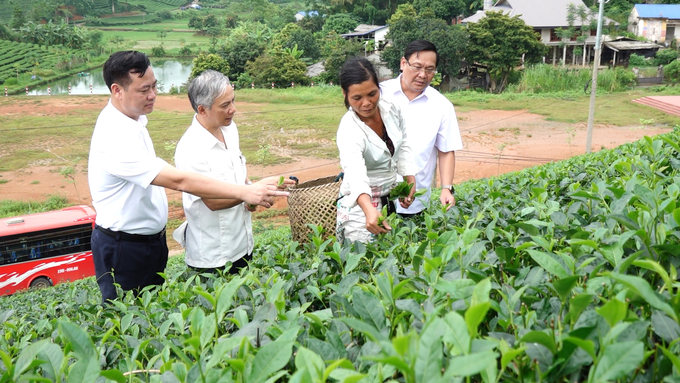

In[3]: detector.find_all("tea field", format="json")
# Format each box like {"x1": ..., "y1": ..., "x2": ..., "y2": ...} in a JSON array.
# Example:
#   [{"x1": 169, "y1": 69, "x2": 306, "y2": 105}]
[
  {"x1": 0, "y1": 40, "x2": 91, "y2": 84},
  {"x1": 1, "y1": 129, "x2": 680, "y2": 382}
]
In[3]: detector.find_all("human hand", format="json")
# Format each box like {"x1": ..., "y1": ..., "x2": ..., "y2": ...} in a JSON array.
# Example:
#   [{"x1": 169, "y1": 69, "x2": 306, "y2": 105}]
[
  {"x1": 243, "y1": 183, "x2": 289, "y2": 208},
  {"x1": 365, "y1": 208, "x2": 390, "y2": 235},
  {"x1": 257, "y1": 176, "x2": 296, "y2": 189},
  {"x1": 399, "y1": 175, "x2": 416, "y2": 208},
  {"x1": 440, "y1": 188, "x2": 455, "y2": 210}
]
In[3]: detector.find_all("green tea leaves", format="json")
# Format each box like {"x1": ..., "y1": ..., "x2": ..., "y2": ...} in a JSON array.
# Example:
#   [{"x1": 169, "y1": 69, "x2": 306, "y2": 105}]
[
  {"x1": 526, "y1": 250, "x2": 570, "y2": 279},
  {"x1": 592, "y1": 341, "x2": 644, "y2": 382}
]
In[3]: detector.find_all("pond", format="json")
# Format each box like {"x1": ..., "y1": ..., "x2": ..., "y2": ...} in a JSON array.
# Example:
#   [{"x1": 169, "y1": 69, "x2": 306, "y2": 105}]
[{"x1": 27, "y1": 60, "x2": 193, "y2": 96}]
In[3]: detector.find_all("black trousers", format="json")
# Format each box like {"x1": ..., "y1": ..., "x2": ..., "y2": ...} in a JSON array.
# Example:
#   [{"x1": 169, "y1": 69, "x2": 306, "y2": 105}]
[
  {"x1": 188, "y1": 253, "x2": 253, "y2": 275},
  {"x1": 398, "y1": 211, "x2": 424, "y2": 219},
  {"x1": 92, "y1": 226, "x2": 168, "y2": 303}
]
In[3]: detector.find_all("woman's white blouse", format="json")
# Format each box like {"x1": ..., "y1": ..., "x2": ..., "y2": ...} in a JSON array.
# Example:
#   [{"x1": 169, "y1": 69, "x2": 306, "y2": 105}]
[{"x1": 336, "y1": 98, "x2": 418, "y2": 206}]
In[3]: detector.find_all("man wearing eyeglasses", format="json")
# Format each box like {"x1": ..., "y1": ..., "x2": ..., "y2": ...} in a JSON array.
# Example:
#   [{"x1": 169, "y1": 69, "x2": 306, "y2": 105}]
[{"x1": 380, "y1": 40, "x2": 464, "y2": 217}]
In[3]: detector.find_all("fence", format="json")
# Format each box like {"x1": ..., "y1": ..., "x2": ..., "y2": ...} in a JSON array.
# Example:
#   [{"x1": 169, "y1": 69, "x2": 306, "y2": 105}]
[
  {"x1": 633, "y1": 66, "x2": 664, "y2": 85},
  {"x1": 4, "y1": 81, "x2": 337, "y2": 97}
]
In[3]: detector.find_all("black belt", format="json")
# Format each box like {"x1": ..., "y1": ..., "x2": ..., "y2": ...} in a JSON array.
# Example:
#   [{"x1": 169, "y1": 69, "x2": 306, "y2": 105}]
[
  {"x1": 96, "y1": 225, "x2": 166, "y2": 243},
  {"x1": 379, "y1": 196, "x2": 397, "y2": 216}
]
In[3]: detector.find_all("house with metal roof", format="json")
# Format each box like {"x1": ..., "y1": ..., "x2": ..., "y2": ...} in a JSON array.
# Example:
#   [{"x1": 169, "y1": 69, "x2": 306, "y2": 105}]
[
  {"x1": 340, "y1": 24, "x2": 390, "y2": 51},
  {"x1": 462, "y1": 0, "x2": 617, "y2": 65},
  {"x1": 629, "y1": 4, "x2": 680, "y2": 45}
]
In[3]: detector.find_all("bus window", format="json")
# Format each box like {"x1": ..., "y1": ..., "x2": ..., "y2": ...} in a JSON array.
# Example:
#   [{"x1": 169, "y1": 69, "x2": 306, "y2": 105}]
[
  {"x1": 30, "y1": 242, "x2": 42, "y2": 259},
  {"x1": 0, "y1": 224, "x2": 92, "y2": 264}
]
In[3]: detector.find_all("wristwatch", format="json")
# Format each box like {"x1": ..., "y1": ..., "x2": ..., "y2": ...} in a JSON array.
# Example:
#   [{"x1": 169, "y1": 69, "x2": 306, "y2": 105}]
[{"x1": 442, "y1": 184, "x2": 455, "y2": 194}]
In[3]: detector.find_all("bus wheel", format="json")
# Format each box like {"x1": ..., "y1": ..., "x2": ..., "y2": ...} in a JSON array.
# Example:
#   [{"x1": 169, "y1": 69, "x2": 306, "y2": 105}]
[{"x1": 30, "y1": 277, "x2": 52, "y2": 289}]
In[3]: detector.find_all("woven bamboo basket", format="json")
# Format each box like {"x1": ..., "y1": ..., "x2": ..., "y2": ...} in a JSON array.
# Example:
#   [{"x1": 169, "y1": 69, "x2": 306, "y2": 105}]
[{"x1": 287, "y1": 175, "x2": 341, "y2": 243}]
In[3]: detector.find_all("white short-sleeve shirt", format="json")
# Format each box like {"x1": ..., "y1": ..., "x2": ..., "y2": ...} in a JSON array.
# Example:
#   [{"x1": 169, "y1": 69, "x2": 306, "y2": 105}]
[
  {"x1": 88, "y1": 101, "x2": 168, "y2": 234},
  {"x1": 174, "y1": 116, "x2": 253, "y2": 268},
  {"x1": 380, "y1": 76, "x2": 464, "y2": 214}
]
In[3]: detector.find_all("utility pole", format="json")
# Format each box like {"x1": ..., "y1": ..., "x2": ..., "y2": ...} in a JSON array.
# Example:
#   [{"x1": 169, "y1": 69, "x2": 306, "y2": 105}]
[{"x1": 585, "y1": 0, "x2": 606, "y2": 153}]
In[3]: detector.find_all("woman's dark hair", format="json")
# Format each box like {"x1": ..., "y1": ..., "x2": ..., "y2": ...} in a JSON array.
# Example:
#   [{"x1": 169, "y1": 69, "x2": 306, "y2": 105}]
[
  {"x1": 103, "y1": 51, "x2": 151, "y2": 91},
  {"x1": 339, "y1": 57, "x2": 379, "y2": 109},
  {"x1": 404, "y1": 40, "x2": 439, "y2": 67}
]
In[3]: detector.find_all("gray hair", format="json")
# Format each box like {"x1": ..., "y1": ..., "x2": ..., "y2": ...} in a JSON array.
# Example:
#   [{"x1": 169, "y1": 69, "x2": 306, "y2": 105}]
[{"x1": 187, "y1": 70, "x2": 231, "y2": 113}]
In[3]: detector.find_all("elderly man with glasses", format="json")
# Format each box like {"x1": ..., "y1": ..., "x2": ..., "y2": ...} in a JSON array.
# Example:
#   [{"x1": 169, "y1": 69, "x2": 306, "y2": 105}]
[{"x1": 380, "y1": 40, "x2": 464, "y2": 218}]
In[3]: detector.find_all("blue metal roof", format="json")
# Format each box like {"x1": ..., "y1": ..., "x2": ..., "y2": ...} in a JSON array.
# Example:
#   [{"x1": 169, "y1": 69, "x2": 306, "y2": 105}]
[
  {"x1": 296, "y1": 11, "x2": 319, "y2": 17},
  {"x1": 635, "y1": 4, "x2": 680, "y2": 20}
]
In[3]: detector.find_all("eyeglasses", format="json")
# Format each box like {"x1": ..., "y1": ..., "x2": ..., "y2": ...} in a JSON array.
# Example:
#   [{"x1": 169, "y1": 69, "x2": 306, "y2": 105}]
[{"x1": 405, "y1": 60, "x2": 436, "y2": 75}]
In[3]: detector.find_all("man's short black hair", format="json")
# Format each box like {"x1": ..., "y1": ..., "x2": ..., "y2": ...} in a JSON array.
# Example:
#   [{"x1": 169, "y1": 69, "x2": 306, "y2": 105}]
[
  {"x1": 103, "y1": 51, "x2": 151, "y2": 91},
  {"x1": 404, "y1": 40, "x2": 439, "y2": 67}
]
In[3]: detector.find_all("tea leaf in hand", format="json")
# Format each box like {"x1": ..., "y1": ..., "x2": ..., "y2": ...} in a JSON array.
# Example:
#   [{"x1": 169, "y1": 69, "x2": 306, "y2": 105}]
[
  {"x1": 277, "y1": 176, "x2": 285, "y2": 187},
  {"x1": 389, "y1": 181, "x2": 414, "y2": 200}
]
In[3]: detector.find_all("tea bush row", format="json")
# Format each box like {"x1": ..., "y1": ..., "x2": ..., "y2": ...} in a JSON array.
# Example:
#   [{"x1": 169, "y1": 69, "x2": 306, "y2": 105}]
[{"x1": 1, "y1": 130, "x2": 679, "y2": 382}]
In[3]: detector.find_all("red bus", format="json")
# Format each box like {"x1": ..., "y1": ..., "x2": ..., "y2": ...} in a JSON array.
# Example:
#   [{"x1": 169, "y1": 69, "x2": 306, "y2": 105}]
[{"x1": 0, "y1": 205, "x2": 96, "y2": 296}]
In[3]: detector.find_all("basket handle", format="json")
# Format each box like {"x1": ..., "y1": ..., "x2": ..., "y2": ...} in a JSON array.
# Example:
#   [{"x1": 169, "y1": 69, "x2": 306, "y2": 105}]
[
  {"x1": 334, "y1": 172, "x2": 344, "y2": 182},
  {"x1": 289, "y1": 176, "x2": 299, "y2": 186}
]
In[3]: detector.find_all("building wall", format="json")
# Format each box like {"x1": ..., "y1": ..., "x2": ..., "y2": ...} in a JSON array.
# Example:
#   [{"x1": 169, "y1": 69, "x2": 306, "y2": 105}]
[
  {"x1": 628, "y1": 8, "x2": 640, "y2": 34},
  {"x1": 641, "y1": 18, "x2": 667, "y2": 42},
  {"x1": 374, "y1": 28, "x2": 389, "y2": 44},
  {"x1": 540, "y1": 28, "x2": 551, "y2": 43}
]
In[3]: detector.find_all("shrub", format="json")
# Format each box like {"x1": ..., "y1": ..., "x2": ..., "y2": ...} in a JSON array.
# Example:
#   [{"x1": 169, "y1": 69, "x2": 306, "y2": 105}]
[
  {"x1": 178, "y1": 46, "x2": 192, "y2": 56},
  {"x1": 151, "y1": 45, "x2": 166, "y2": 57},
  {"x1": 236, "y1": 72, "x2": 254, "y2": 88},
  {"x1": 654, "y1": 48, "x2": 678, "y2": 66},
  {"x1": 509, "y1": 64, "x2": 636, "y2": 93},
  {"x1": 665, "y1": 59, "x2": 680, "y2": 83},
  {"x1": 629, "y1": 53, "x2": 650, "y2": 66},
  {"x1": 4, "y1": 77, "x2": 17, "y2": 85},
  {"x1": 598, "y1": 66, "x2": 637, "y2": 91},
  {"x1": 156, "y1": 10, "x2": 173, "y2": 20},
  {"x1": 191, "y1": 52, "x2": 230, "y2": 78},
  {"x1": 246, "y1": 47, "x2": 309, "y2": 88}
]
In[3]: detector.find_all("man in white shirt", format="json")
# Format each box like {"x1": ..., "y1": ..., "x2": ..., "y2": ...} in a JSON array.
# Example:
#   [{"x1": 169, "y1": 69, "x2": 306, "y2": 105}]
[
  {"x1": 380, "y1": 40, "x2": 464, "y2": 217},
  {"x1": 174, "y1": 70, "x2": 266, "y2": 273},
  {"x1": 88, "y1": 51, "x2": 287, "y2": 303}
]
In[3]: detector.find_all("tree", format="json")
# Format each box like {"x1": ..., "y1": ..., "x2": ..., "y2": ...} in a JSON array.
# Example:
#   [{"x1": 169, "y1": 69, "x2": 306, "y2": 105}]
[
  {"x1": 464, "y1": 0, "x2": 484, "y2": 16},
  {"x1": 554, "y1": 27, "x2": 574, "y2": 66},
  {"x1": 381, "y1": 8, "x2": 468, "y2": 82},
  {"x1": 219, "y1": 31, "x2": 267, "y2": 77},
  {"x1": 318, "y1": 33, "x2": 363, "y2": 83},
  {"x1": 389, "y1": 3, "x2": 417, "y2": 24},
  {"x1": 665, "y1": 59, "x2": 680, "y2": 84},
  {"x1": 298, "y1": 14, "x2": 325, "y2": 33},
  {"x1": 273, "y1": 23, "x2": 321, "y2": 61},
  {"x1": 109, "y1": 35, "x2": 124, "y2": 49},
  {"x1": 156, "y1": 30, "x2": 168, "y2": 43},
  {"x1": 466, "y1": 11, "x2": 547, "y2": 92},
  {"x1": 156, "y1": 10, "x2": 172, "y2": 20},
  {"x1": 322, "y1": 14, "x2": 359, "y2": 35},
  {"x1": 245, "y1": 47, "x2": 309, "y2": 88},
  {"x1": 562, "y1": 3, "x2": 593, "y2": 67},
  {"x1": 188, "y1": 13, "x2": 221, "y2": 33},
  {"x1": 0, "y1": 23, "x2": 13, "y2": 40},
  {"x1": 191, "y1": 53, "x2": 231, "y2": 78},
  {"x1": 413, "y1": 0, "x2": 465, "y2": 24},
  {"x1": 108, "y1": 0, "x2": 118, "y2": 14},
  {"x1": 11, "y1": 6, "x2": 26, "y2": 29}
]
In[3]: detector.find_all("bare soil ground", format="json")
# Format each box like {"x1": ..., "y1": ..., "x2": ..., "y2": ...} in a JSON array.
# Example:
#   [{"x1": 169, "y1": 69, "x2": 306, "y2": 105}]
[{"x1": 0, "y1": 95, "x2": 672, "y2": 251}]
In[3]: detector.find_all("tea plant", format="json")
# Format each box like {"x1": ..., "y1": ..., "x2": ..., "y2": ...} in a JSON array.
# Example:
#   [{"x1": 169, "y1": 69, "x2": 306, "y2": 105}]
[{"x1": 1, "y1": 130, "x2": 680, "y2": 382}]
